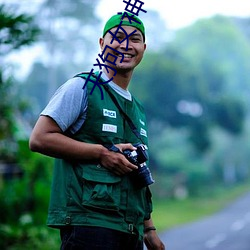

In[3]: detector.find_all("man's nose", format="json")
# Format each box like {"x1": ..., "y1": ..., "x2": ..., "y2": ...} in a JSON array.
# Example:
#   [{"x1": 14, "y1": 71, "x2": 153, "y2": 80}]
[{"x1": 120, "y1": 39, "x2": 132, "y2": 50}]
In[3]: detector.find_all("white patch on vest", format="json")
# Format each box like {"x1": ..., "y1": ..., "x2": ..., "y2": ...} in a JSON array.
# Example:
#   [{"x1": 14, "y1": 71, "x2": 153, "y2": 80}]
[
  {"x1": 140, "y1": 119, "x2": 145, "y2": 126},
  {"x1": 140, "y1": 128, "x2": 147, "y2": 137},
  {"x1": 102, "y1": 124, "x2": 117, "y2": 133},
  {"x1": 103, "y1": 109, "x2": 116, "y2": 118}
]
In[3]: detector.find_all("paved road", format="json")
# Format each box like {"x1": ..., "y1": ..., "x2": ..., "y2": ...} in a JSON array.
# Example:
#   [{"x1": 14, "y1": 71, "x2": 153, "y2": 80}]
[{"x1": 160, "y1": 192, "x2": 250, "y2": 250}]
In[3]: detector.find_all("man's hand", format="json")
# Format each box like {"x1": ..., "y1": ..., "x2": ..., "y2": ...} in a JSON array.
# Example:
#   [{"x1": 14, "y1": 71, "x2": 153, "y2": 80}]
[
  {"x1": 99, "y1": 143, "x2": 138, "y2": 175},
  {"x1": 144, "y1": 230, "x2": 165, "y2": 250}
]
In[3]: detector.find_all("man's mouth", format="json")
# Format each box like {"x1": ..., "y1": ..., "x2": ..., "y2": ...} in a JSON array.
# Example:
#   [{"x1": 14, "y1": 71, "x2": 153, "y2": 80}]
[{"x1": 118, "y1": 53, "x2": 134, "y2": 58}]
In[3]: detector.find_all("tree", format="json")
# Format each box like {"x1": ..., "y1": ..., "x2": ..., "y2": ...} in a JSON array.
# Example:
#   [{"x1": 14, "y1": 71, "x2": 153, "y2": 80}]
[
  {"x1": 0, "y1": 3, "x2": 39, "y2": 161},
  {"x1": 0, "y1": 4, "x2": 39, "y2": 56},
  {"x1": 35, "y1": 0, "x2": 101, "y2": 99},
  {"x1": 17, "y1": 0, "x2": 101, "y2": 111},
  {"x1": 132, "y1": 15, "x2": 249, "y2": 153},
  {"x1": 129, "y1": 15, "x2": 250, "y2": 196}
]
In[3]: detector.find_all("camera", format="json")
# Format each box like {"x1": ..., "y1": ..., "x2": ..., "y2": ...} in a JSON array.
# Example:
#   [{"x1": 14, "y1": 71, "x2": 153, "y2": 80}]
[{"x1": 123, "y1": 143, "x2": 154, "y2": 188}]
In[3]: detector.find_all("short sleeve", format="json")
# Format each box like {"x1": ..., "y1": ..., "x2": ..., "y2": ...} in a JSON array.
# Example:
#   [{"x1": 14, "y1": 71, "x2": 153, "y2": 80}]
[{"x1": 41, "y1": 77, "x2": 87, "y2": 133}]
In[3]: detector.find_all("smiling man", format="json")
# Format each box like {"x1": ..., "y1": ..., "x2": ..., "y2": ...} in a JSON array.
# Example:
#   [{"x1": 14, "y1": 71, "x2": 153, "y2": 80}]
[{"x1": 29, "y1": 12, "x2": 165, "y2": 250}]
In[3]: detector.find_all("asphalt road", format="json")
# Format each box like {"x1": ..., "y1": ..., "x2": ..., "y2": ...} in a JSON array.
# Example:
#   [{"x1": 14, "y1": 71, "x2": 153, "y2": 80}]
[{"x1": 159, "y1": 192, "x2": 250, "y2": 250}]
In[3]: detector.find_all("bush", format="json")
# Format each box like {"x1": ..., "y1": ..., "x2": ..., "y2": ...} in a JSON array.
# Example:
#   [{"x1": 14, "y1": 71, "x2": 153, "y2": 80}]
[{"x1": 0, "y1": 140, "x2": 58, "y2": 249}]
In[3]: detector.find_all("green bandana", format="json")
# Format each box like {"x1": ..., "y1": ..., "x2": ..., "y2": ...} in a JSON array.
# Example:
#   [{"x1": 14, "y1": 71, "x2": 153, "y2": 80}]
[{"x1": 103, "y1": 13, "x2": 145, "y2": 41}]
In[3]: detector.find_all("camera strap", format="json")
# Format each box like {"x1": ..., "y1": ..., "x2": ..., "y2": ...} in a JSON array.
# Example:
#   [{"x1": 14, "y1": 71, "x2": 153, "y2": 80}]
[
  {"x1": 103, "y1": 84, "x2": 144, "y2": 144},
  {"x1": 75, "y1": 71, "x2": 144, "y2": 144}
]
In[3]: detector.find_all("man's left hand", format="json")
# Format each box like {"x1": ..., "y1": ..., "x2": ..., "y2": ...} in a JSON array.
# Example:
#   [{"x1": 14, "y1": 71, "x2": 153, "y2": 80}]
[{"x1": 144, "y1": 230, "x2": 165, "y2": 250}]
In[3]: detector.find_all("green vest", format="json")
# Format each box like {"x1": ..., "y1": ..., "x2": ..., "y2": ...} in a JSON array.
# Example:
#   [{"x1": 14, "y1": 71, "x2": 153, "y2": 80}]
[{"x1": 47, "y1": 73, "x2": 152, "y2": 239}]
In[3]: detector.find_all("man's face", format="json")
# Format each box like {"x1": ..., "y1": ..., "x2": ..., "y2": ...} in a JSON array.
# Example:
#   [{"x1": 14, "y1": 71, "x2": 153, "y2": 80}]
[{"x1": 99, "y1": 26, "x2": 146, "y2": 73}]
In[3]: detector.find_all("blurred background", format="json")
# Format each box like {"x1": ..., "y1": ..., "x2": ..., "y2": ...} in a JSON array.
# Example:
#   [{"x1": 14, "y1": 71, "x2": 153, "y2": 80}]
[{"x1": 1, "y1": 0, "x2": 250, "y2": 249}]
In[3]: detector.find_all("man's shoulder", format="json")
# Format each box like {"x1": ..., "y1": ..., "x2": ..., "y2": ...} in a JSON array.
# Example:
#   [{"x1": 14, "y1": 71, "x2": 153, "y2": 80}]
[
  {"x1": 132, "y1": 95, "x2": 144, "y2": 107},
  {"x1": 74, "y1": 71, "x2": 95, "y2": 80}
]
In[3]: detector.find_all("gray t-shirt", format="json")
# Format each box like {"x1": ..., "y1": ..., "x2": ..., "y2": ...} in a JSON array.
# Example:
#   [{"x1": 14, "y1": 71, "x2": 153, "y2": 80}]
[{"x1": 41, "y1": 72, "x2": 132, "y2": 134}]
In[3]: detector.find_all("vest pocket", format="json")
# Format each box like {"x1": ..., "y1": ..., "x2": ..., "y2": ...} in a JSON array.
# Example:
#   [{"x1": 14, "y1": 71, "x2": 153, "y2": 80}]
[{"x1": 81, "y1": 164, "x2": 122, "y2": 211}]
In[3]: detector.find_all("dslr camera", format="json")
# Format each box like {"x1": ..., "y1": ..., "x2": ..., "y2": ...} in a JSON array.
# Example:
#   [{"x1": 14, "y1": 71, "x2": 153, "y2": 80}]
[{"x1": 123, "y1": 143, "x2": 154, "y2": 188}]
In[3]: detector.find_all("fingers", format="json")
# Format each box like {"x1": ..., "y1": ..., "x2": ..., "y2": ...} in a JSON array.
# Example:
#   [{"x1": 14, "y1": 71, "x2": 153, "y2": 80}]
[
  {"x1": 109, "y1": 162, "x2": 135, "y2": 176},
  {"x1": 109, "y1": 152, "x2": 138, "y2": 174},
  {"x1": 115, "y1": 143, "x2": 137, "y2": 152},
  {"x1": 100, "y1": 145, "x2": 138, "y2": 175}
]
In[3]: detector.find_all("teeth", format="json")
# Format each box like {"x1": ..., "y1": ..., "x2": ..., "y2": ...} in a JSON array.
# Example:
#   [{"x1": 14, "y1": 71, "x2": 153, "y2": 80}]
[{"x1": 119, "y1": 54, "x2": 132, "y2": 58}]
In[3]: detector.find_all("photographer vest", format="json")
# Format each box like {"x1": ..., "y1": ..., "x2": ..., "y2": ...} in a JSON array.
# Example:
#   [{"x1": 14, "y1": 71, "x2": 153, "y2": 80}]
[{"x1": 47, "y1": 73, "x2": 152, "y2": 239}]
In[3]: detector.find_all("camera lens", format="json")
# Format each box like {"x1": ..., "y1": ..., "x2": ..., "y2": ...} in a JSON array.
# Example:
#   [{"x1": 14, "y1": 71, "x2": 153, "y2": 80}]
[{"x1": 136, "y1": 164, "x2": 155, "y2": 188}]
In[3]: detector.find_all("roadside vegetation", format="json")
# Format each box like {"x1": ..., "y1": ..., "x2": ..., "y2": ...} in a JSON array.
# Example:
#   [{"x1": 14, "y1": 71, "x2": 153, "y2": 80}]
[{"x1": 153, "y1": 183, "x2": 250, "y2": 231}]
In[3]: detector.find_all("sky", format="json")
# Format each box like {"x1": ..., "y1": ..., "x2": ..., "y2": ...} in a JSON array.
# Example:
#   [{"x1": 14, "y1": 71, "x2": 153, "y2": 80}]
[
  {"x1": 1, "y1": 0, "x2": 250, "y2": 29},
  {"x1": 97, "y1": 0, "x2": 250, "y2": 29},
  {"x1": 2, "y1": 0, "x2": 250, "y2": 78}
]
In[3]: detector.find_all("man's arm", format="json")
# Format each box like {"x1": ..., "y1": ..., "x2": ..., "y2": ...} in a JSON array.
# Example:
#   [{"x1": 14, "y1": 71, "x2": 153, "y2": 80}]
[
  {"x1": 144, "y1": 218, "x2": 165, "y2": 250},
  {"x1": 29, "y1": 115, "x2": 137, "y2": 175}
]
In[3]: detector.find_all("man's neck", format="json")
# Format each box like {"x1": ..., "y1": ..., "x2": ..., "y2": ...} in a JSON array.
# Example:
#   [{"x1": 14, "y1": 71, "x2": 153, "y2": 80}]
[{"x1": 104, "y1": 69, "x2": 133, "y2": 90}]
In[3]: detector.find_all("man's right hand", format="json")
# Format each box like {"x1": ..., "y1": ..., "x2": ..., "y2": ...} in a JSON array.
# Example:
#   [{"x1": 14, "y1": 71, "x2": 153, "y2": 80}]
[{"x1": 99, "y1": 143, "x2": 138, "y2": 175}]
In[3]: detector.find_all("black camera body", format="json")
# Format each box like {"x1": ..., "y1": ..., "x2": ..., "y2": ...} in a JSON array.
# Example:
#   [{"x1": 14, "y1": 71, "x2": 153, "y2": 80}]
[{"x1": 123, "y1": 143, "x2": 154, "y2": 188}]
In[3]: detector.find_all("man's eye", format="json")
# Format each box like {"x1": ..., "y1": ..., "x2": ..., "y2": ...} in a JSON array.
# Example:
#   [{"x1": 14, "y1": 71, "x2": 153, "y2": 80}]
[{"x1": 132, "y1": 38, "x2": 140, "y2": 42}]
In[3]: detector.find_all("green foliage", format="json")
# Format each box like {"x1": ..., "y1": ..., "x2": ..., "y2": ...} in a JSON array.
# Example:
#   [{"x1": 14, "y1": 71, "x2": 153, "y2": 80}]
[
  {"x1": 0, "y1": 140, "x2": 57, "y2": 249},
  {"x1": 0, "y1": 76, "x2": 18, "y2": 161},
  {"x1": 18, "y1": 0, "x2": 102, "y2": 111},
  {"x1": 133, "y1": 15, "x2": 249, "y2": 153},
  {"x1": 0, "y1": 4, "x2": 40, "y2": 55},
  {"x1": 19, "y1": 62, "x2": 69, "y2": 114},
  {"x1": 0, "y1": 77, "x2": 15, "y2": 140},
  {"x1": 41, "y1": 0, "x2": 99, "y2": 23},
  {"x1": 185, "y1": 162, "x2": 212, "y2": 196},
  {"x1": 174, "y1": 15, "x2": 250, "y2": 98},
  {"x1": 188, "y1": 119, "x2": 211, "y2": 153},
  {"x1": 0, "y1": 141, "x2": 53, "y2": 224},
  {"x1": 132, "y1": 52, "x2": 197, "y2": 127},
  {"x1": 0, "y1": 3, "x2": 40, "y2": 161},
  {"x1": 234, "y1": 17, "x2": 250, "y2": 41},
  {"x1": 37, "y1": 0, "x2": 101, "y2": 70},
  {"x1": 0, "y1": 224, "x2": 60, "y2": 250},
  {"x1": 211, "y1": 96, "x2": 245, "y2": 134}
]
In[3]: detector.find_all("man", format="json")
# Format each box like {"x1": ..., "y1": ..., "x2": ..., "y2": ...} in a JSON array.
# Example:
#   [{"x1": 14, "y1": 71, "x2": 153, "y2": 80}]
[{"x1": 29, "y1": 12, "x2": 165, "y2": 250}]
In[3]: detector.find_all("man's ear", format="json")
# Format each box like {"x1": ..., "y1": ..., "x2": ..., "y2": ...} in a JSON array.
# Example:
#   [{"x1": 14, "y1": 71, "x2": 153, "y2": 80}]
[{"x1": 99, "y1": 37, "x2": 104, "y2": 50}]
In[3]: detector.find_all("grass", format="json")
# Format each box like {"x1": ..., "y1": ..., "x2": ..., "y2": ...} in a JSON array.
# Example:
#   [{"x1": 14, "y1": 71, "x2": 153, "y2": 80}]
[{"x1": 151, "y1": 183, "x2": 250, "y2": 232}]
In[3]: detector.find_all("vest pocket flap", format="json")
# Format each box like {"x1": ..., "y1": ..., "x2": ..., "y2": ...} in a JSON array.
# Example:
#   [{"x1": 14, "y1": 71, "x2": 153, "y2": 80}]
[
  {"x1": 82, "y1": 164, "x2": 121, "y2": 184},
  {"x1": 81, "y1": 164, "x2": 121, "y2": 211}
]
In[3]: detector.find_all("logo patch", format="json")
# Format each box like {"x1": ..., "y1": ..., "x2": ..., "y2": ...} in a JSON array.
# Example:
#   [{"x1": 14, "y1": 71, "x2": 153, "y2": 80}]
[
  {"x1": 102, "y1": 124, "x2": 117, "y2": 133},
  {"x1": 140, "y1": 119, "x2": 145, "y2": 126},
  {"x1": 103, "y1": 109, "x2": 116, "y2": 118},
  {"x1": 140, "y1": 128, "x2": 147, "y2": 137}
]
